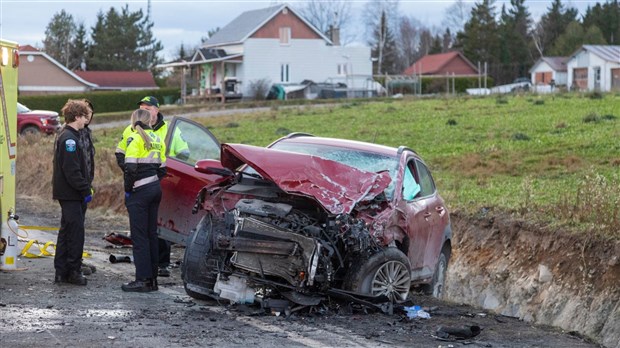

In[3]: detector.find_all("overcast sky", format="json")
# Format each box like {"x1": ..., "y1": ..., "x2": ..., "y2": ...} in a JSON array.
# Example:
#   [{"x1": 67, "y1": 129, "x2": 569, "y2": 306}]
[{"x1": 0, "y1": 0, "x2": 597, "y2": 60}]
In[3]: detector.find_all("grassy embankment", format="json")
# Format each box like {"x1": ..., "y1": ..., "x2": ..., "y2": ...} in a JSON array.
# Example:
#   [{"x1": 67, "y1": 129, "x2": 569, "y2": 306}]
[{"x1": 18, "y1": 93, "x2": 620, "y2": 238}]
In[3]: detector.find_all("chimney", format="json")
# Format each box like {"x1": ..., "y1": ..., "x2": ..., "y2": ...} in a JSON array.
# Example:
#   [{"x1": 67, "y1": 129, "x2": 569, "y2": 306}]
[{"x1": 329, "y1": 25, "x2": 340, "y2": 46}]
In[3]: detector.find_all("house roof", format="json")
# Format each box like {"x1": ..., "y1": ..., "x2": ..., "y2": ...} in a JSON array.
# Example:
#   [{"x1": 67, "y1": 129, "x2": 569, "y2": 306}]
[
  {"x1": 74, "y1": 71, "x2": 158, "y2": 90},
  {"x1": 204, "y1": 4, "x2": 331, "y2": 47},
  {"x1": 542, "y1": 56, "x2": 569, "y2": 71},
  {"x1": 19, "y1": 48, "x2": 97, "y2": 88},
  {"x1": 404, "y1": 51, "x2": 478, "y2": 75},
  {"x1": 575, "y1": 45, "x2": 620, "y2": 63}
]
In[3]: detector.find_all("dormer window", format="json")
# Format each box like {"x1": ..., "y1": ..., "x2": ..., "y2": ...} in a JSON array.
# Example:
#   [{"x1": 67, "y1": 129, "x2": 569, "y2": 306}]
[{"x1": 279, "y1": 27, "x2": 291, "y2": 45}]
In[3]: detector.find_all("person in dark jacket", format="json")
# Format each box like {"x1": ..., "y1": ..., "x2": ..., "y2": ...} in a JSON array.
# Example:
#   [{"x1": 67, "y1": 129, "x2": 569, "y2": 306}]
[
  {"x1": 121, "y1": 108, "x2": 166, "y2": 292},
  {"x1": 52, "y1": 99, "x2": 93, "y2": 286}
]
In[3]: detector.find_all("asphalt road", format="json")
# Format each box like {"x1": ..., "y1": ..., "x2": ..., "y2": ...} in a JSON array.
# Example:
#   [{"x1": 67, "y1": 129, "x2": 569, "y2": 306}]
[{"x1": 0, "y1": 228, "x2": 598, "y2": 348}]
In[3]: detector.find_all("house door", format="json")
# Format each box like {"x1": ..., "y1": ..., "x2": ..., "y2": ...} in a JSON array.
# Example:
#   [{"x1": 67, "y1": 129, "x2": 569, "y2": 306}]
[
  {"x1": 573, "y1": 68, "x2": 588, "y2": 90},
  {"x1": 535, "y1": 72, "x2": 552, "y2": 85},
  {"x1": 593, "y1": 67, "x2": 601, "y2": 90},
  {"x1": 612, "y1": 68, "x2": 620, "y2": 91}
]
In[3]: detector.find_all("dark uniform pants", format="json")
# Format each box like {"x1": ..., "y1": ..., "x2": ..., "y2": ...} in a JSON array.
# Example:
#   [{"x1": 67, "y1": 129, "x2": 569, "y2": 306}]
[
  {"x1": 126, "y1": 181, "x2": 162, "y2": 280},
  {"x1": 54, "y1": 200, "x2": 87, "y2": 276}
]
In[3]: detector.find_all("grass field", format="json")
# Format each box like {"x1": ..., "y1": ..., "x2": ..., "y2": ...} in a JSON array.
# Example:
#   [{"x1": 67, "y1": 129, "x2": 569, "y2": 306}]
[{"x1": 60, "y1": 92, "x2": 620, "y2": 238}]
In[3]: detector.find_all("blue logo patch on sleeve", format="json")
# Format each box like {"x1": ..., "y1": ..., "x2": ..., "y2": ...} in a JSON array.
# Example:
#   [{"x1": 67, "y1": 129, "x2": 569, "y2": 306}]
[{"x1": 65, "y1": 139, "x2": 77, "y2": 152}]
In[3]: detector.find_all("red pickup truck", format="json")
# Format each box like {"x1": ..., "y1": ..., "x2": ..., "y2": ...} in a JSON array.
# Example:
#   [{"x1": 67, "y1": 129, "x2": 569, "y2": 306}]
[{"x1": 17, "y1": 102, "x2": 61, "y2": 135}]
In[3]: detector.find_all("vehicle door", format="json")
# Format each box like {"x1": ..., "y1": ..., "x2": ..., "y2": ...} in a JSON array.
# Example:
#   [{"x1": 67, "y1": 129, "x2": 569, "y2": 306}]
[
  {"x1": 401, "y1": 158, "x2": 435, "y2": 281},
  {"x1": 414, "y1": 160, "x2": 448, "y2": 276},
  {"x1": 158, "y1": 116, "x2": 221, "y2": 245}
]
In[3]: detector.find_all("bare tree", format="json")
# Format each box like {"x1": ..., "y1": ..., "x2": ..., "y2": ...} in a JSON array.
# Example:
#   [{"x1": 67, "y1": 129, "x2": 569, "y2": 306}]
[
  {"x1": 298, "y1": 0, "x2": 353, "y2": 44},
  {"x1": 442, "y1": 0, "x2": 472, "y2": 35},
  {"x1": 397, "y1": 15, "x2": 421, "y2": 70},
  {"x1": 364, "y1": 0, "x2": 400, "y2": 74}
]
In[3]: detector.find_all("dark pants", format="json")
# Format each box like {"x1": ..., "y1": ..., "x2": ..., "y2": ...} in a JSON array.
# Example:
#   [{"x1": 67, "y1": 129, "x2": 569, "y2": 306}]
[
  {"x1": 158, "y1": 238, "x2": 171, "y2": 268},
  {"x1": 54, "y1": 200, "x2": 86, "y2": 276},
  {"x1": 125, "y1": 182, "x2": 162, "y2": 280}
]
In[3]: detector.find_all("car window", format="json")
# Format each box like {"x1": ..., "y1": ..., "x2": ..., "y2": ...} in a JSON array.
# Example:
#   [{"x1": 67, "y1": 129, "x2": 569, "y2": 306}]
[
  {"x1": 17, "y1": 103, "x2": 29, "y2": 113},
  {"x1": 402, "y1": 162, "x2": 421, "y2": 201},
  {"x1": 415, "y1": 160, "x2": 436, "y2": 197},
  {"x1": 167, "y1": 118, "x2": 219, "y2": 164}
]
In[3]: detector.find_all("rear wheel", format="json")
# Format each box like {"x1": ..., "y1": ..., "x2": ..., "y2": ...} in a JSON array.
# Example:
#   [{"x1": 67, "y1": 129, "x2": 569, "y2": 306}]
[
  {"x1": 424, "y1": 246, "x2": 450, "y2": 298},
  {"x1": 344, "y1": 248, "x2": 411, "y2": 302},
  {"x1": 181, "y1": 214, "x2": 225, "y2": 300}
]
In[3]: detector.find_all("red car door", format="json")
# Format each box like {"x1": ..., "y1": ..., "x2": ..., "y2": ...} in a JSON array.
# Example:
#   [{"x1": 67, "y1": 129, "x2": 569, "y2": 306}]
[{"x1": 158, "y1": 117, "x2": 221, "y2": 245}]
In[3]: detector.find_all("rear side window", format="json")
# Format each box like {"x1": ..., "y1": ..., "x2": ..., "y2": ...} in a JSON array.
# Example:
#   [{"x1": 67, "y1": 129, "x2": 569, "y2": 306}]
[{"x1": 415, "y1": 160, "x2": 436, "y2": 197}]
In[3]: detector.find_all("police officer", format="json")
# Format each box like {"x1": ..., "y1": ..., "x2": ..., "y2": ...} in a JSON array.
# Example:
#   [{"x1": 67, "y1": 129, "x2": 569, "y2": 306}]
[
  {"x1": 53, "y1": 99, "x2": 93, "y2": 286},
  {"x1": 121, "y1": 108, "x2": 166, "y2": 292},
  {"x1": 115, "y1": 96, "x2": 188, "y2": 278}
]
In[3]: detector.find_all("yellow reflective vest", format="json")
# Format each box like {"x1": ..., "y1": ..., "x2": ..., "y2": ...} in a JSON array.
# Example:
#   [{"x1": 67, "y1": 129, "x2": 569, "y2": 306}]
[{"x1": 123, "y1": 129, "x2": 166, "y2": 192}]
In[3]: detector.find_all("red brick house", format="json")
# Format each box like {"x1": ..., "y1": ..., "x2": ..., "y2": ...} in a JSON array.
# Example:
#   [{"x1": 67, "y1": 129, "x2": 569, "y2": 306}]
[{"x1": 404, "y1": 51, "x2": 478, "y2": 76}]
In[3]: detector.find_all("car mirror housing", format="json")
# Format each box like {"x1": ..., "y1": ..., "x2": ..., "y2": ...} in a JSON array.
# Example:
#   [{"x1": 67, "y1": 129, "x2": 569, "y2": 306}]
[{"x1": 195, "y1": 159, "x2": 234, "y2": 177}]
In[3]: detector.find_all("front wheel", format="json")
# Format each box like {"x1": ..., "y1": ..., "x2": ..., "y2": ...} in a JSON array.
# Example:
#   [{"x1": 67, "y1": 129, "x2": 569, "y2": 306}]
[
  {"x1": 181, "y1": 214, "x2": 225, "y2": 300},
  {"x1": 344, "y1": 248, "x2": 412, "y2": 302}
]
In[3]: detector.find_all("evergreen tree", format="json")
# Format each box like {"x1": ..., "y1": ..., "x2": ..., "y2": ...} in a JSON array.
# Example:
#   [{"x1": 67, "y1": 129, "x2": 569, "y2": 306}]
[
  {"x1": 71, "y1": 23, "x2": 89, "y2": 70},
  {"x1": 88, "y1": 5, "x2": 162, "y2": 70},
  {"x1": 550, "y1": 21, "x2": 606, "y2": 55},
  {"x1": 43, "y1": 10, "x2": 77, "y2": 68},
  {"x1": 456, "y1": 0, "x2": 498, "y2": 70},
  {"x1": 497, "y1": 0, "x2": 533, "y2": 82},
  {"x1": 583, "y1": 0, "x2": 620, "y2": 44},
  {"x1": 430, "y1": 34, "x2": 443, "y2": 54}
]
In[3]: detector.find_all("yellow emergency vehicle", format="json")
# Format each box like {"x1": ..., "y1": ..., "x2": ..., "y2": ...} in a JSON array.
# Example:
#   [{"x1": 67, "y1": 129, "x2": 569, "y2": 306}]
[{"x1": 0, "y1": 39, "x2": 20, "y2": 270}]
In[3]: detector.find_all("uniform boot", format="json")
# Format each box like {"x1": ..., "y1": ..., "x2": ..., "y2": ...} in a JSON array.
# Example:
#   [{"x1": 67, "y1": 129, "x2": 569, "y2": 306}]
[
  {"x1": 66, "y1": 271, "x2": 87, "y2": 286},
  {"x1": 151, "y1": 278, "x2": 159, "y2": 291},
  {"x1": 121, "y1": 279, "x2": 153, "y2": 292}
]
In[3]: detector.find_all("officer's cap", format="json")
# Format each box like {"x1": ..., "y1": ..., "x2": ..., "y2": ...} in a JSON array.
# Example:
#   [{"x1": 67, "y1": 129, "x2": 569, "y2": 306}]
[{"x1": 138, "y1": 96, "x2": 159, "y2": 108}]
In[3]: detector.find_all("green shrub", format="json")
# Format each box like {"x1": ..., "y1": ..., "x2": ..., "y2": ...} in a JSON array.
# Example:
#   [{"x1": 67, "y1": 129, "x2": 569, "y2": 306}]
[
  {"x1": 583, "y1": 113, "x2": 601, "y2": 123},
  {"x1": 19, "y1": 88, "x2": 181, "y2": 113}
]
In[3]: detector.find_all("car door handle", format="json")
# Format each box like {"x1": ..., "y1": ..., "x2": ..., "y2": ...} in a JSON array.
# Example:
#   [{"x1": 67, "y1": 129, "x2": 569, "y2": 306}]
[{"x1": 435, "y1": 206, "x2": 445, "y2": 216}]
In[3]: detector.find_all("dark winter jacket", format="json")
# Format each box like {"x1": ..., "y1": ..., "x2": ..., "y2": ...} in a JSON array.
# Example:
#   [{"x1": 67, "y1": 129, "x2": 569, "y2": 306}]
[{"x1": 53, "y1": 126, "x2": 92, "y2": 201}]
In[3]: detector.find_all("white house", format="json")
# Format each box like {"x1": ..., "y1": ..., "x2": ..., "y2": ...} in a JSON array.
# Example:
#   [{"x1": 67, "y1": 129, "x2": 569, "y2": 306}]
[
  {"x1": 529, "y1": 56, "x2": 568, "y2": 86},
  {"x1": 158, "y1": 4, "x2": 372, "y2": 100},
  {"x1": 566, "y1": 45, "x2": 620, "y2": 92}
]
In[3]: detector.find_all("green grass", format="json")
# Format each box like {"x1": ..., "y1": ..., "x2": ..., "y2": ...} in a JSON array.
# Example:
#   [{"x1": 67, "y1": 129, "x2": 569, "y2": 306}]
[{"x1": 93, "y1": 93, "x2": 620, "y2": 237}]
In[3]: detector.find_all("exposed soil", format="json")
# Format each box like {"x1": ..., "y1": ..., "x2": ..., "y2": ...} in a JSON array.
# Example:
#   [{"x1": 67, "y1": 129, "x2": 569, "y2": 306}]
[{"x1": 0, "y1": 195, "x2": 613, "y2": 347}]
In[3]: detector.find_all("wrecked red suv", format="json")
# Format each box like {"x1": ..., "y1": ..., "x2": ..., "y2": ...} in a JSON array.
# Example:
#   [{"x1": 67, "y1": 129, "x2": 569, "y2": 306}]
[{"x1": 178, "y1": 133, "x2": 452, "y2": 305}]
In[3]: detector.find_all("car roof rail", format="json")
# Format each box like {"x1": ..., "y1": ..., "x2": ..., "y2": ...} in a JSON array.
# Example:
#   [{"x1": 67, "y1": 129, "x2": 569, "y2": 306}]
[
  {"x1": 397, "y1": 145, "x2": 417, "y2": 155},
  {"x1": 285, "y1": 132, "x2": 315, "y2": 139}
]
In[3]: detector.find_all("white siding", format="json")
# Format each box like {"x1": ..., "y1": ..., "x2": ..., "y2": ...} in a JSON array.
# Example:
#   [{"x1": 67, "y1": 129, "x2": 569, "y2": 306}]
[
  {"x1": 567, "y1": 49, "x2": 620, "y2": 91},
  {"x1": 530, "y1": 61, "x2": 567, "y2": 86},
  {"x1": 238, "y1": 38, "x2": 371, "y2": 96}
]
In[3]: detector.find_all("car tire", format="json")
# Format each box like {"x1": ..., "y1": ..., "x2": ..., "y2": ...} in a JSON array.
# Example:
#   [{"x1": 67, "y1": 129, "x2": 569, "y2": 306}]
[
  {"x1": 20, "y1": 125, "x2": 40, "y2": 136},
  {"x1": 343, "y1": 248, "x2": 412, "y2": 302},
  {"x1": 423, "y1": 246, "x2": 450, "y2": 298},
  {"x1": 181, "y1": 214, "x2": 225, "y2": 300}
]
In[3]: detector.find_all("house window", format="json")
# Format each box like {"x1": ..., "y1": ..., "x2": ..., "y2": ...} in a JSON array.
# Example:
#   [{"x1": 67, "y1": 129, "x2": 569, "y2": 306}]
[
  {"x1": 280, "y1": 63, "x2": 289, "y2": 82},
  {"x1": 279, "y1": 27, "x2": 291, "y2": 45},
  {"x1": 337, "y1": 63, "x2": 348, "y2": 76}
]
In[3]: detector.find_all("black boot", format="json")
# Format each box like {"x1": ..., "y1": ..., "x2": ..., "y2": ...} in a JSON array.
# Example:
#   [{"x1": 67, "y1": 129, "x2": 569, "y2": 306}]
[
  {"x1": 151, "y1": 278, "x2": 159, "y2": 291},
  {"x1": 121, "y1": 279, "x2": 153, "y2": 292},
  {"x1": 66, "y1": 271, "x2": 87, "y2": 286},
  {"x1": 54, "y1": 272, "x2": 67, "y2": 283}
]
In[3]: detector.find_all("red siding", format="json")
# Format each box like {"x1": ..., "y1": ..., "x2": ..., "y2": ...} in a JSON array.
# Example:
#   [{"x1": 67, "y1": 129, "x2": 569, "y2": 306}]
[{"x1": 251, "y1": 10, "x2": 322, "y2": 40}]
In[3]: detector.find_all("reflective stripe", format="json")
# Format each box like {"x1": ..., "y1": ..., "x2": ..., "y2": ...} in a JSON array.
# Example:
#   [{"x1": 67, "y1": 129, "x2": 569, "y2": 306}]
[
  {"x1": 134, "y1": 175, "x2": 158, "y2": 188},
  {"x1": 125, "y1": 157, "x2": 163, "y2": 164},
  {"x1": 115, "y1": 147, "x2": 125, "y2": 154}
]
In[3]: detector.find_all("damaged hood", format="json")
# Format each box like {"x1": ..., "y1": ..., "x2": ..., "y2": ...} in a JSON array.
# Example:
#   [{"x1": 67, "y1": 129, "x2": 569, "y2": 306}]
[{"x1": 221, "y1": 144, "x2": 391, "y2": 215}]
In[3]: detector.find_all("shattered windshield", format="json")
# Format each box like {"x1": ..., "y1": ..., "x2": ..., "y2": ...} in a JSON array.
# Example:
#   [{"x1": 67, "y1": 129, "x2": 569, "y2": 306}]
[{"x1": 270, "y1": 142, "x2": 399, "y2": 199}]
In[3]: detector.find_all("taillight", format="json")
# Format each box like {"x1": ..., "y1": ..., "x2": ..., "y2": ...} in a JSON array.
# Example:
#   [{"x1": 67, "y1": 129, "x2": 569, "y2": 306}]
[{"x1": 13, "y1": 49, "x2": 19, "y2": 68}]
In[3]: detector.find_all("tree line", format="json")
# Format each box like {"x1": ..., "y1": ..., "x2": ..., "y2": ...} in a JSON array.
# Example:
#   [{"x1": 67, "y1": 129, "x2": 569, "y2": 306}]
[{"x1": 42, "y1": 0, "x2": 619, "y2": 85}]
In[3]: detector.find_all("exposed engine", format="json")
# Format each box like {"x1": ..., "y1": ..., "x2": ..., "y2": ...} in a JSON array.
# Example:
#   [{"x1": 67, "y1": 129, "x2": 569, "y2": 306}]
[{"x1": 213, "y1": 198, "x2": 381, "y2": 293}]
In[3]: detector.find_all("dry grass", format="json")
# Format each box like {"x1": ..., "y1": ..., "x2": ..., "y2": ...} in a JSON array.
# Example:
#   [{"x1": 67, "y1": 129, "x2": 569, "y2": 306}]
[{"x1": 17, "y1": 134, "x2": 126, "y2": 215}]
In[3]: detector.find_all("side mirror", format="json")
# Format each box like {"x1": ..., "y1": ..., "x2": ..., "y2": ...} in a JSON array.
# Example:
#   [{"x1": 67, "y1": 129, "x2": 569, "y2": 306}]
[{"x1": 194, "y1": 159, "x2": 234, "y2": 177}]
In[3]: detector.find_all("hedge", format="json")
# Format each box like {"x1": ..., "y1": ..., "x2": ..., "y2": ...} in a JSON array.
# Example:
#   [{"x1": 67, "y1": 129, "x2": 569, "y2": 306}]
[{"x1": 18, "y1": 88, "x2": 181, "y2": 113}]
